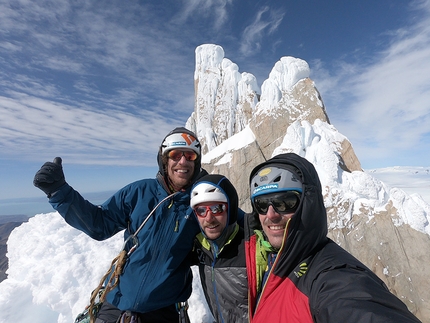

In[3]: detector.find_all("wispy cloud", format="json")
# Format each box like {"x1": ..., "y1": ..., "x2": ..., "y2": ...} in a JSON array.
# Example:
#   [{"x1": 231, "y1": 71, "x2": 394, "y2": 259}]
[
  {"x1": 174, "y1": 0, "x2": 233, "y2": 30},
  {"x1": 239, "y1": 6, "x2": 285, "y2": 56},
  {"x1": 311, "y1": 1, "x2": 430, "y2": 167},
  {"x1": 0, "y1": 93, "x2": 173, "y2": 166},
  {"x1": 0, "y1": 1, "x2": 196, "y2": 104},
  {"x1": 0, "y1": 1, "x2": 201, "y2": 166}
]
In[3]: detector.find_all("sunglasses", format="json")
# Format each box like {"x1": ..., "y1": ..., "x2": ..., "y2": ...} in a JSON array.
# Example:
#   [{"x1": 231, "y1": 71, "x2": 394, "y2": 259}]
[
  {"x1": 194, "y1": 203, "x2": 227, "y2": 217},
  {"x1": 167, "y1": 150, "x2": 198, "y2": 161},
  {"x1": 253, "y1": 191, "x2": 301, "y2": 215}
]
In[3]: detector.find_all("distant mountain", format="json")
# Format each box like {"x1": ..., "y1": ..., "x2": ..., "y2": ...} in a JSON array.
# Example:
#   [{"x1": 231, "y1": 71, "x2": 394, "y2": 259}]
[
  {"x1": 187, "y1": 44, "x2": 430, "y2": 321},
  {"x1": 0, "y1": 215, "x2": 29, "y2": 225}
]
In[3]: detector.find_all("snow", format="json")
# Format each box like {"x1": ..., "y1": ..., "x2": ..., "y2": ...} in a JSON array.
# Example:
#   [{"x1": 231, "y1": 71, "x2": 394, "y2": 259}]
[
  {"x1": 0, "y1": 213, "x2": 214, "y2": 323},
  {"x1": 367, "y1": 166, "x2": 430, "y2": 204},
  {"x1": 201, "y1": 125, "x2": 255, "y2": 164},
  {"x1": 259, "y1": 56, "x2": 310, "y2": 110},
  {"x1": 202, "y1": 119, "x2": 430, "y2": 236}
]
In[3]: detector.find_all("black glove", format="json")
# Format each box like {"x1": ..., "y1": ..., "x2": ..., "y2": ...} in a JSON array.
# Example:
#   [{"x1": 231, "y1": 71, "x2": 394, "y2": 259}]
[{"x1": 33, "y1": 157, "x2": 66, "y2": 197}]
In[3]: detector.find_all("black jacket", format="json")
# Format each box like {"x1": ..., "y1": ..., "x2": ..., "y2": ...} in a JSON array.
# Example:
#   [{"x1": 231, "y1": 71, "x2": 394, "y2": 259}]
[
  {"x1": 191, "y1": 174, "x2": 248, "y2": 323},
  {"x1": 245, "y1": 153, "x2": 421, "y2": 323},
  {"x1": 194, "y1": 225, "x2": 247, "y2": 323}
]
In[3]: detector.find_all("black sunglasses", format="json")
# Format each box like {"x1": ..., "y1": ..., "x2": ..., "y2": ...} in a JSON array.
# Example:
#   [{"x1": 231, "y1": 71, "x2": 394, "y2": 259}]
[
  {"x1": 194, "y1": 203, "x2": 227, "y2": 217},
  {"x1": 253, "y1": 191, "x2": 301, "y2": 215}
]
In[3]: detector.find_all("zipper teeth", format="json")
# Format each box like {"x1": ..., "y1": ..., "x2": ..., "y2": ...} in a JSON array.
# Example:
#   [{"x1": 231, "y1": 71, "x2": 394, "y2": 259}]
[
  {"x1": 255, "y1": 254, "x2": 277, "y2": 313},
  {"x1": 255, "y1": 218, "x2": 290, "y2": 313}
]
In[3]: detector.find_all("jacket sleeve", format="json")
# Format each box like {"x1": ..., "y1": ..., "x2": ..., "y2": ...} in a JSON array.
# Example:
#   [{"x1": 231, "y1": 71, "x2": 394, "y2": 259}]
[
  {"x1": 309, "y1": 264, "x2": 422, "y2": 323},
  {"x1": 48, "y1": 183, "x2": 130, "y2": 240}
]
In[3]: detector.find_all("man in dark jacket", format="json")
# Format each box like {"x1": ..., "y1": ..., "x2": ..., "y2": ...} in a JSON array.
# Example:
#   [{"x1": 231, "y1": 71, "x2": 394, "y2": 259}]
[
  {"x1": 33, "y1": 127, "x2": 207, "y2": 323},
  {"x1": 190, "y1": 174, "x2": 248, "y2": 323},
  {"x1": 245, "y1": 153, "x2": 422, "y2": 323}
]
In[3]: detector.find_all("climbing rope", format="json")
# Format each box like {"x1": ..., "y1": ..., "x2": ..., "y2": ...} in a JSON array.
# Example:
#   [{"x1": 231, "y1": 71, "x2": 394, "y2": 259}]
[{"x1": 87, "y1": 192, "x2": 178, "y2": 323}]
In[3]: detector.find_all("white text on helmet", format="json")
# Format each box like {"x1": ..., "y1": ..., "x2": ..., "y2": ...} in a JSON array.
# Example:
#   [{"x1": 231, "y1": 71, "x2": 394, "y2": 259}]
[
  {"x1": 168, "y1": 141, "x2": 188, "y2": 147},
  {"x1": 253, "y1": 184, "x2": 279, "y2": 195}
]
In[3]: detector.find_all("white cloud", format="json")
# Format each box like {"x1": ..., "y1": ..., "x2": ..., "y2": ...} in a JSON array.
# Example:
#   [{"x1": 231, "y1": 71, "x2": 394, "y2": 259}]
[
  {"x1": 311, "y1": 1, "x2": 430, "y2": 167},
  {"x1": 240, "y1": 6, "x2": 285, "y2": 56},
  {"x1": 174, "y1": 0, "x2": 232, "y2": 30},
  {"x1": 0, "y1": 94, "x2": 173, "y2": 166},
  {"x1": 0, "y1": 1, "x2": 202, "y2": 167}
]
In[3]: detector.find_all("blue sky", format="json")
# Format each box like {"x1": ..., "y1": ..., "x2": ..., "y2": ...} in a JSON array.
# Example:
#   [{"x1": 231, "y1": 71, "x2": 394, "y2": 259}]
[{"x1": 1, "y1": 0, "x2": 430, "y2": 213}]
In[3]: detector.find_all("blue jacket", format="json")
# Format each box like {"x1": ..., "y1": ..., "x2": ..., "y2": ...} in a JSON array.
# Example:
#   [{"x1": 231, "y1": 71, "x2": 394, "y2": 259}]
[{"x1": 49, "y1": 178, "x2": 200, "y2": 313}]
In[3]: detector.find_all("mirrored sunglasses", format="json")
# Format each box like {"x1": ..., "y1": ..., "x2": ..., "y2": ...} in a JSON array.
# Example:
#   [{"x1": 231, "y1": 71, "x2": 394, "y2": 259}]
[
  {"x1": 167, "y1": 150, "x2": 198, "y2": 161},
  {"x1": 194, "y1": 203, "x2": 227, "y2": 217},
  {"x1": 253, "y1": 191, "x2": 301, "y2": 215}
]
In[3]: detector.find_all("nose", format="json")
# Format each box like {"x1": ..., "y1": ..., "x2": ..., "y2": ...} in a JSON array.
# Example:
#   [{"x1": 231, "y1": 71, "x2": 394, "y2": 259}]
[
  {"x1": 265, "y1": 205, "x2": 282, "y2": 221},
  {"x1": 177, "y1": 155, "x2": 188, "y2": 164},
  {"x1": 203, "y1": 211, "x2": 216, "y2": 220}
]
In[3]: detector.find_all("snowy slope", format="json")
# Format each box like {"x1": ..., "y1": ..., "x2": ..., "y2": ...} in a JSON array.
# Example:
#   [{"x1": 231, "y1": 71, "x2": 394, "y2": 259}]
[{"x1": 0, "y1": 213, "x2": 213, "y2": 323}]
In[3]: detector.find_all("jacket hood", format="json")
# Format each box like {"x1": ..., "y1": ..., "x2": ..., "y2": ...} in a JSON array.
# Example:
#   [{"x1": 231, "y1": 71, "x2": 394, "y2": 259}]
[
  {"x1": 249, "y1": 153, "x2": 328, "y2": 277},
  {"x1": 156, "y1": 127, "x2": 202, "y2": 192}
]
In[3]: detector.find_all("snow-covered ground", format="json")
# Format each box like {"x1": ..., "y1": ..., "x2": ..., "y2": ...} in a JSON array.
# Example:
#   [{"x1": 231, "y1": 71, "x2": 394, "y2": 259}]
[{"x1": 0, "y1": 213, "x2": 214, "y2": 323}]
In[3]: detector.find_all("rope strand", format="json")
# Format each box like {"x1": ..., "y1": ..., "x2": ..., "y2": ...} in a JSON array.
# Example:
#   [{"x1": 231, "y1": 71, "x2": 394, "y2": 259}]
[{"x1": 87, "y1": 192, "x2": 178, "y2": 323}]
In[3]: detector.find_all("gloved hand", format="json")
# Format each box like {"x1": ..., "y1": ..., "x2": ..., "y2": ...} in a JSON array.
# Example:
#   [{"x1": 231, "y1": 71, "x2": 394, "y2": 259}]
[{"x1": 33, "y1": 157, "x2": 66, "y2": 197}]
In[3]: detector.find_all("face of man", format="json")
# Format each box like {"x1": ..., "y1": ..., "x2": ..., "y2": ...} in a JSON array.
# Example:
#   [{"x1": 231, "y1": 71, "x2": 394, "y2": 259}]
[
  {"x1": 195, "y1": 203, "x2": 228, "y2": 240},
  {"x1": 166, "y1": 149, "x2": 196, "y2": 190},
  {"x1": 259, "y1": 205, "x2": 294, "y2": 250}
]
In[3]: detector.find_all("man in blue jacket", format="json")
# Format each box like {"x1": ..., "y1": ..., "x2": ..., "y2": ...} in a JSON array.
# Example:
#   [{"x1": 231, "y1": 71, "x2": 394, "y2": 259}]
[{"x1": 33, "y1": 127, "x2": 207, "y2": 323}]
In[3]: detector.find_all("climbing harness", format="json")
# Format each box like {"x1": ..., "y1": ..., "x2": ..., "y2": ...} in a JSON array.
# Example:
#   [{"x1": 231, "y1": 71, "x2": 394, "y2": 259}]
[
  {"x1": 74, "y1": 288, "x2": 105, "y2": 323},
  {"x1": 85, "y1": 192, "x2": 178, "y2": 323},
  {"x1": 112, "y1": 301, "x2": 190, "y2": 323},
  {"x1": 118, "y1": 311, "x2": 139, "y2": 323},
  {"x1": 177, "y1": 301, "x2": 191, "y2": 323}
]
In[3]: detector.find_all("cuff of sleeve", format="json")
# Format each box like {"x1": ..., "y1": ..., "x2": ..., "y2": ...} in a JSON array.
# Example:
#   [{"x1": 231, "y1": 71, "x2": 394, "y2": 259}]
[{"x1": 48, "y1": 182, "x2": 71, "y2": 201}]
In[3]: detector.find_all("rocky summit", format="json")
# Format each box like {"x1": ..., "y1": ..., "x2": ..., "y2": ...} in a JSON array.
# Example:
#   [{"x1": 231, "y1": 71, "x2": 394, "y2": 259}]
[{"x1": 187, "y1": 44, "x2": 430, "y2": 321}]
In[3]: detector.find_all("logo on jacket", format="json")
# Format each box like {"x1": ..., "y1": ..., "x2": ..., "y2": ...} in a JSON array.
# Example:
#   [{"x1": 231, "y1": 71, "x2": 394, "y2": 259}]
[{"x1": 294, "y1": 262, "x2": 308, "y2": 278}]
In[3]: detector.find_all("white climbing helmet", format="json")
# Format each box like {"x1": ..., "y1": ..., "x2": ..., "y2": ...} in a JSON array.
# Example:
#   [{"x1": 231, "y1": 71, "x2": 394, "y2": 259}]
[
  {"x1": 161, "y1": 132, "x2": 201, "y2": 156},
  {"x1": 190, "y1": 182, "x2": 227, "y2": 208}
]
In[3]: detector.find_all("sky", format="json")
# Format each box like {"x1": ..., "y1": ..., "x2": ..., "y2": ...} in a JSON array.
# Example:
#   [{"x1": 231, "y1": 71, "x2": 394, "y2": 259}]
[{"x1": 1, "y1": 0, "x2": 430, "y2": 209}]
